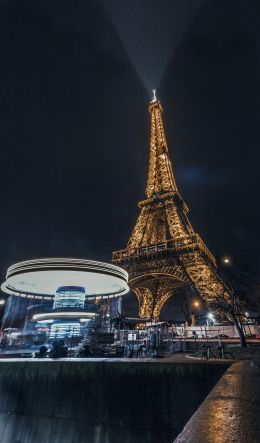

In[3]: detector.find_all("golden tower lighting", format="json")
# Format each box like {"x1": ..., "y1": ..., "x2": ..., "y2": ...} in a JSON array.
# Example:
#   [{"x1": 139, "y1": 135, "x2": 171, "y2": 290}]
[{"x1": 113, "y1": 92, "x2": 227, "y2": 320}]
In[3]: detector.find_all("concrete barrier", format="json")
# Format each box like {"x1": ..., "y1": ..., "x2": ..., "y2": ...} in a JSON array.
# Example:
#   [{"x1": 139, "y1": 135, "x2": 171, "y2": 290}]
[
  {"x1": 0, "y1": 359, "x2": 227, "y2": 443},
  {"x1": 174, "y1": 361, "x2": 260, "y2": 443}
]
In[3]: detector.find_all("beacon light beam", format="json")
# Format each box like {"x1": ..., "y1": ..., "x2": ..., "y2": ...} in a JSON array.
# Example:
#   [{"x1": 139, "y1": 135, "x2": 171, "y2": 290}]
[{"x1": 103, "y1": 0, "x2": 204, "y2": 91}]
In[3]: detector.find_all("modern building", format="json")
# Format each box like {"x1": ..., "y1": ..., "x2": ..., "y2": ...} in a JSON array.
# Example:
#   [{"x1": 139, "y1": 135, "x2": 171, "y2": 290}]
[{"x1": 1, "y1": 258, "x2": 129, "y2": 340}]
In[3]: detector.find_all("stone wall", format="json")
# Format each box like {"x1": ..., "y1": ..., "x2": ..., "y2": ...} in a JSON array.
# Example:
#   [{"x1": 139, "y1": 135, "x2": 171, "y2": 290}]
[{"x1": 0, "y1": 360, "x2": 227, "y2": 443}]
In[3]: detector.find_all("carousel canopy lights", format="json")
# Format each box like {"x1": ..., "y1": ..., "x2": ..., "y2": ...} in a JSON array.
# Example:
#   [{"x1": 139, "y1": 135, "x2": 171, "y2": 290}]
[
  {"x1": 33, "y1": 311, "x2": 96, "y2": 321},
  {"x1": 1, "y1": 258, "x2": 129, "y2": 299}
]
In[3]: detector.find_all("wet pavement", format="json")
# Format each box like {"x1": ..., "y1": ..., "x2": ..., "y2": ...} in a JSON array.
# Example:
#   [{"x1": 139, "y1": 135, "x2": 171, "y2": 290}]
[
  {"x1": 0, "y1": 354, "x2": 230, "y2": 364},
  {"x1": 174, "y1": 360, "x2": 260, "y2": 443}
]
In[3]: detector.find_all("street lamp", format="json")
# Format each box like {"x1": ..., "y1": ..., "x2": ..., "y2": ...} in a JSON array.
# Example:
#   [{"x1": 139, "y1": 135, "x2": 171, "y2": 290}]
[
  {"x1": 207, "y1": 312, "x2": 215, "y2": 326},
  {"x1": 191, "y1": 300, "x2": 200, "y2": 326},
  {"x1": 222, "y1": 256, "x2": 232, "y2": 266}
]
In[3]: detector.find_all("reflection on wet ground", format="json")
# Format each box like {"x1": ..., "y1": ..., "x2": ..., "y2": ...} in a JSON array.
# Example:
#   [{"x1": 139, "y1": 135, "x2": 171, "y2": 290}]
[{"x1": 174, "y1": 361, "x2": 260, "y2": 443}]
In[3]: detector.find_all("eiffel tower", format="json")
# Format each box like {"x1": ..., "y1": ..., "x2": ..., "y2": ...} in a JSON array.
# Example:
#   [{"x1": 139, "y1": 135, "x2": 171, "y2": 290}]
[{"x1": 112, "y1": 91, "x2": 226, "y2": 320}]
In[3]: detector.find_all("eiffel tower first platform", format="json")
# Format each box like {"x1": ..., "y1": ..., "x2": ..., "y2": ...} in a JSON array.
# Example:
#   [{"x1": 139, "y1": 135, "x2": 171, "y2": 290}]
[{"x1": 112, "y1": 92, "x2": 226, "y2": 320}]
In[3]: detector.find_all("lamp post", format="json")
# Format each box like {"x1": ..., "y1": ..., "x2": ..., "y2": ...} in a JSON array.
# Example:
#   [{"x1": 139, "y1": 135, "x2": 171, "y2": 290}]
[
  {"x1": 192, "y1": 300, "x2": 200, "y2": 326},
  {"x1": 191, "y1": 300, "x2": 201, "y2": 348},
  {"x1": 207, "y1": 312, "x2": 215, "y2": 327},
  {"x1": 220, "y1": 255, "x2": 248, "y2": 347}
]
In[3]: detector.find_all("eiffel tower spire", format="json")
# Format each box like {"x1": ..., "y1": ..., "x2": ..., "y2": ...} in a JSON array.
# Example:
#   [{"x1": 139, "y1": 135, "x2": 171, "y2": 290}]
[
  {"x1": 146, "y1": 92, "x2": 177, "y2": 198},
  {"x1": 113, "y1": 95, "x2": 227, "y2": 320},
  {"x1": 126, "y1": 93, "x2": 192, "y2": 250}
]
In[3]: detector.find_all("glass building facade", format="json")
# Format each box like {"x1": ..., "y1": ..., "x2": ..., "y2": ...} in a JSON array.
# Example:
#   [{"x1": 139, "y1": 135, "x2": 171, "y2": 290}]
[
  {"x1": 53, "y1": 286, "x2": 85, "y2": 310},
  {"x1": 50, "y1": 321, "x2": 83, "y2": 339}
]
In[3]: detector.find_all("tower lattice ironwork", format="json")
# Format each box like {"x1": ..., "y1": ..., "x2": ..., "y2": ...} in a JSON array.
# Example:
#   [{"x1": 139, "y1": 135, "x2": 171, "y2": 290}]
[{"x1": 112, "y1": 93, "x2": 227, "y2": 320}]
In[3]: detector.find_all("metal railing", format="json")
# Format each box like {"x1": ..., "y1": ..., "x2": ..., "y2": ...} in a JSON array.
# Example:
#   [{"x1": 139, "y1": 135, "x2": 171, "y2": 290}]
[{"x1": 113, "y1": 234, "x2": 216, "y2": 266}]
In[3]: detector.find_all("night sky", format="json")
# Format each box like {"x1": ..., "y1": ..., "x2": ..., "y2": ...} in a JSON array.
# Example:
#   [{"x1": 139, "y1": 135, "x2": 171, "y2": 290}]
[{"x1": 0, "y1": 0, "x2": 259, "y2": 304}]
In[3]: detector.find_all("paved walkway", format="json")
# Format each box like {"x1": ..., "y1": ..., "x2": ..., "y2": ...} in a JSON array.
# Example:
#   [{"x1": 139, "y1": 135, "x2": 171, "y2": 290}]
[
  {"x1": 0, "y1": 354, "x2": 230, "y2": 364},
  {"x1": 174, "y1": 360, "x2": 260, "y2": 443}
]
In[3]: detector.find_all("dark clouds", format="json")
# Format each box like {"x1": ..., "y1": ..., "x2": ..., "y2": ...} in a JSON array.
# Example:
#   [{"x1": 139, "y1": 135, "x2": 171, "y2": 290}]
[{"x1": 0, "y1": 0, "x2": 259, "y2": 295}]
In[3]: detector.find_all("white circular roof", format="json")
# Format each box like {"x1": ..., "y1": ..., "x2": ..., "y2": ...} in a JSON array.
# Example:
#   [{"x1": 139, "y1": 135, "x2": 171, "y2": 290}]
[
  {"x1": 33, "y1": 311, "x2": 96, "y2": 321},
  {"x1": 1, "y1": 258, "x2": 129, "y2": 299}
]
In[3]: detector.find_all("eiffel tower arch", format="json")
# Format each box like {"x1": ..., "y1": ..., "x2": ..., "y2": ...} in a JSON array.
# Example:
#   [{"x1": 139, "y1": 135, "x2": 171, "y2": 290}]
[{"x1": 112, "y1": 93, "x2": 226, "y2": 320}]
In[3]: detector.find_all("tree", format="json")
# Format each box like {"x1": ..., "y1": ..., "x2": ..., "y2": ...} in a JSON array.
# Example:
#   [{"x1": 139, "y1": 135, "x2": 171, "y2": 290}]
[
  {"x1": 180, "y1": 298, "x2": 193, "y2": 325},
  {"x1": 214, "y1": 261, "x2": 258, "y2": 348},
  {"x1": 74, "y1": 313, "x2": 105, "y2": 357},
  {"x1": 210, "y1": 288, "x2": 247, "y2": 347}
]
